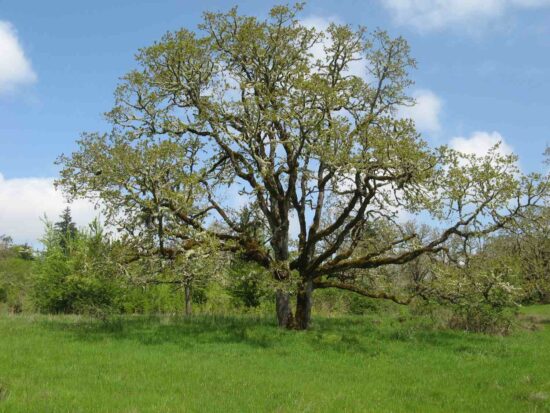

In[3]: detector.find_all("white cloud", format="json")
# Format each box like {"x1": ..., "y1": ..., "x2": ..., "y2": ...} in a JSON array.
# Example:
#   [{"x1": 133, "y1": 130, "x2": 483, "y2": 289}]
[
  {"x1": 0, "y1": 21, "x2": 36, "y2": 94},
  {"x1": 379, "y1": 0, "x2": 550, "y2": 31},
  {"x1": 0, "y1": 174, "x2": 99, "y2": 246},
  {"x1": 300, "y1": 16, "x2": 368, "y2": 79},
  {"x1": 399, "y1": 89, "x2": 442, "y2": 135},
  {"x1": 449, "y1": 131, "x2": 514, "y2": 157}
]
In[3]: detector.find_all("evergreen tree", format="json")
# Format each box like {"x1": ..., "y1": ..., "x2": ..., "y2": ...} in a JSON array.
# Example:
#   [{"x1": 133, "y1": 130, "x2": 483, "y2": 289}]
[{"x1": 54, "y1": 207, "x2": 77, "y2": 254}]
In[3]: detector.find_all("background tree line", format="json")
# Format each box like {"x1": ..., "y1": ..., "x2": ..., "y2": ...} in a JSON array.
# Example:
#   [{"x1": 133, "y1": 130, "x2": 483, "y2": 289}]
[{"x1": 1, "y1": 201, "x2": 548, "y2": 334}]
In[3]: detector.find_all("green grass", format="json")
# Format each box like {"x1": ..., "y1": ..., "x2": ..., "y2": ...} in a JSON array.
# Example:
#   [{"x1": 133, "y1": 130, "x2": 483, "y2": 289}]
[{"x1": 0, "y1": 308, "x2": 549, "y2": 412}]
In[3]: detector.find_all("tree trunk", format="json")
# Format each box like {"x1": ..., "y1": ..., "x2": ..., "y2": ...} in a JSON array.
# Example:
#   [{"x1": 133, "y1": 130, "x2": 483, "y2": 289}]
[
  {"x1": 295, "y1": 279, "x2": 313, "y2": 330},
  {"x1": 184, "y1": 283, "x2": 192, "y2": 317},
  {"x1": 271, "y1": 223, "x2": 293, "y2": 328},
  {"x1": 276, "y1": 289, "x2": 294, "y2": 328}
]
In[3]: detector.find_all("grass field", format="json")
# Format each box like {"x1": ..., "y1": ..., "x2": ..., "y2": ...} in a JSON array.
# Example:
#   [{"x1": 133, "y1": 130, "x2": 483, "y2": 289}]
[{"x1": 0, "y1": 306, "x2": 549, "y2": 413}]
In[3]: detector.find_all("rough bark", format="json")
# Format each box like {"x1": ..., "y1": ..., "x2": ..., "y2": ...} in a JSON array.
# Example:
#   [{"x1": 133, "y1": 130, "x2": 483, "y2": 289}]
[
  {"x1": 275, "y1": 289, "x2": 294, "y2": 328},
  {"x1": 271, "y1": 224, "x2": 295, "y2": 329},
  {"x1": 294, "y1": 278, "x2": 313, "y2": 330}
]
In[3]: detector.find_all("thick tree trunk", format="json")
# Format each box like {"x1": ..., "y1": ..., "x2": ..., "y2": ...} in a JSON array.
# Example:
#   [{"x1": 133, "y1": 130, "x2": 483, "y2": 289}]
[
  {"x1": 294, "y1": 279, "x2": 313, "y2": 330},
  {"x1": 184, "y1": 283, "x2": 192, "y2": 317},
  {"x1": 276, "y1": 289, "x2": 294, "y2": 328},
  {"x1": 271, "y1": 222, "x2": 293, "y2": 328}
]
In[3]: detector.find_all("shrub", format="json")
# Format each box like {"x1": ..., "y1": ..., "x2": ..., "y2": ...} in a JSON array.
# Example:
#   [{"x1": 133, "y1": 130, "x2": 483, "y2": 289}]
[
  {"x1": 227, "y1": 261, "x2": 269, "y2": 308},
  {"x1": 347, "y1": 295, "x2": 381, "y2": 315},
  {"x1": 32, "y1": 219, "x2": 122, "y2": 315},
  {"x1": 419, "y1": 256, "x2": 522, "y2": 334},
  {"x1": 0, "y1": 253, "x2": 34, "y2": 313},
  {"x1": 448, "y1": 303, "x2": 516, "y2": 335}
]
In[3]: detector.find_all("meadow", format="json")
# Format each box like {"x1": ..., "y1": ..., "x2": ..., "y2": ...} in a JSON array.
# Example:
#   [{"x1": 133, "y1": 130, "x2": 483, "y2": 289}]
[{"x1": 1, "y1": 306, "x2": 549, "y2": 413}]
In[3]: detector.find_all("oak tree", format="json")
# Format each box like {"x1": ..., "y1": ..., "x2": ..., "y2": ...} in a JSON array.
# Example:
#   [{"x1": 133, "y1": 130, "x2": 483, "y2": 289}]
[{"x1": 57, "y1": 4, "x2": 547, "y2": 329}]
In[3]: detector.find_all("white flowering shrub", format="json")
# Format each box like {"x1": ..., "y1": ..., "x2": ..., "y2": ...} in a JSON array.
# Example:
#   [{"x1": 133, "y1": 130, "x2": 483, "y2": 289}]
[{"x1": 426, "y1": 258, "x2": 522, "y2": 334}]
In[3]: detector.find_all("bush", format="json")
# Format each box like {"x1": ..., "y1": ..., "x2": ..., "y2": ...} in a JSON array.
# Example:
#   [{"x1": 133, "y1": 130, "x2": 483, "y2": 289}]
[
  {"x1": 33, "y1": 249, "x2": 119, "y2": 315},
  {"x1": 227, "y1": 261, "x2": 269, "y2": 308},
  {"x1": 0, "y1": 254, "x2": 34, "y2": 313},
  {"x1": 32, "y1": 220, "x2": 122, "y2": 315},
  {"x1": 448, "y1": 303, "x2": 516, "y2": 335},
  {"x1": 347, "y1": 295, "x2": 381, "y2": 315},
  {"x1": 421, "y1": 254, "x2": 523, "y2": 335}
]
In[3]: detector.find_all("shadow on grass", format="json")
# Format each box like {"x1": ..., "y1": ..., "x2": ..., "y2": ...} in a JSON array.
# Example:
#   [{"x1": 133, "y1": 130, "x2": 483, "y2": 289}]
[
  {"x1": 40, "y1": 314, "x2": 388, "y2": 354},
  {"x1": 41, "y1": 314, "x2": 287, "y2": 349},
  {"x1": 35, "y1": 312, "x2": 503, "y2": 358}
]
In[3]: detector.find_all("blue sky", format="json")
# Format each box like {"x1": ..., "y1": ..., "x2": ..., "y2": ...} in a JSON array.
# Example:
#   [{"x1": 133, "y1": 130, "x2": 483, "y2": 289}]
[{"x1": 0, "y1": 0, "x2": 549, "y2": 244}]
